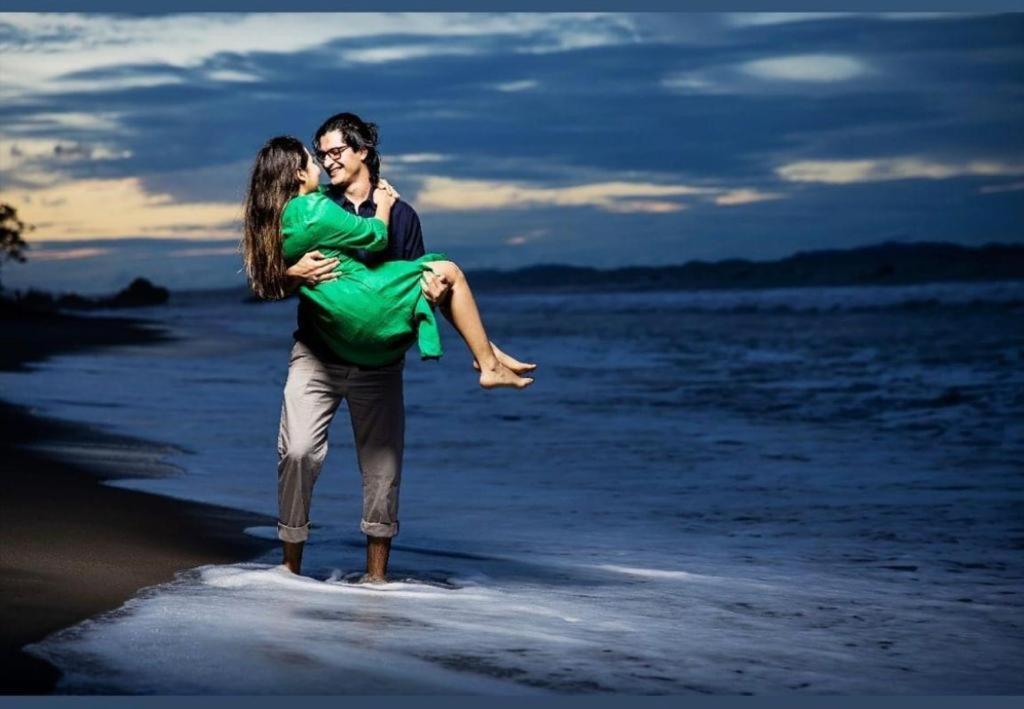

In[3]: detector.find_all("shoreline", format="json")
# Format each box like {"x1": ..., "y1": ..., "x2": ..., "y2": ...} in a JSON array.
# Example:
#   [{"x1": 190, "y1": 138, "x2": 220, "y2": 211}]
[{"x1": 0, "y1": 302, "x2": 280, "y2": 694}]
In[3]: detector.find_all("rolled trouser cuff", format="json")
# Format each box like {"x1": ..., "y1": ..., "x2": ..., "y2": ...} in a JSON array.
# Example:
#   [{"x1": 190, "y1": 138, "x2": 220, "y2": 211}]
[
  {"x1": 361, "y1": 519, "x2": 398, "y2": 538},
  {"x1": 278, "y1": 521, "x2": 310, "y2": 543}
]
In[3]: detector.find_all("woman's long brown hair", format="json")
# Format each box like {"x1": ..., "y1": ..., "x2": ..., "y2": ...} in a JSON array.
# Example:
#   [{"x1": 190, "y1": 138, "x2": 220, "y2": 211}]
[{"x1": 240, "y1": 135, "x2": 308, "y2": 300}]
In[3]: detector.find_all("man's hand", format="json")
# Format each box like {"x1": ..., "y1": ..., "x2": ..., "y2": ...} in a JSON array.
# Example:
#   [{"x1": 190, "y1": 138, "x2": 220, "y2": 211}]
[
  {"x1": 286, "y1": 250, "x2": 340, "y2": 291},
  {"x1": 420, "y1": 270, "x2": 453, "y2": 305}
]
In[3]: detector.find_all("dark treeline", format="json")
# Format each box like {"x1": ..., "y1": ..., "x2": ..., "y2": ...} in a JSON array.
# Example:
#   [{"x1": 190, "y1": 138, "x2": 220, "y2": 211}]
[
  {"x1": 4, "y1": 277, "x2": 169, "y2": 312},
  {"x1": 469, "y1": 241, "x2": 1024, "y2": 292}
]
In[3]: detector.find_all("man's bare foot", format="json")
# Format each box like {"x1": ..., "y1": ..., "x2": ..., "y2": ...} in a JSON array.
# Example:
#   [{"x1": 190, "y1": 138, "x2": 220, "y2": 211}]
[
  {"x1": 479, "y1": 361, "x2": 534, "y2": 389},
  {"x1": 358, "y1": 573, "x2": 388, "y2": 584},
  {"x1": 473, "y1": 343, "x2": 537, "y2": 374}
]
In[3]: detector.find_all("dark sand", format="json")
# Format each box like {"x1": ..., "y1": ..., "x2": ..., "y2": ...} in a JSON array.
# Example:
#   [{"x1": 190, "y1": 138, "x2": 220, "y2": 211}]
[{"x1": 0, "y1": 302, "x2": 280, "y2": 694}]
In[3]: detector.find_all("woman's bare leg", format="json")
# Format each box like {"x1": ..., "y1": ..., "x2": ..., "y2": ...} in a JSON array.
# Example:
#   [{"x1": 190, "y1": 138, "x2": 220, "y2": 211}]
[
  {"x1": 435, "y1": 283, "x2": 536, "y2": 374},
  {"x1": 423, "y1": 261, "x2": 533, "y2": 389}
]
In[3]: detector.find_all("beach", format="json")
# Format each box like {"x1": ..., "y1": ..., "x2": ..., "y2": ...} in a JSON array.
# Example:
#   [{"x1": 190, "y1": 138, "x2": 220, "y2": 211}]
[
  {"x1": 0, "y1": 303, "x2": 279, "y2": 694},
  {"x1": 0, "y1": 283, "x2": 1021, "y2": 694}
]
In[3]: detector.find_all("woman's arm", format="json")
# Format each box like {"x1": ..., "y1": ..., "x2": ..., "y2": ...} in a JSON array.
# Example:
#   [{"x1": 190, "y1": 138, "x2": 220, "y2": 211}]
[{"x1": 282, "y1": 193, "x2": 389, "y2": 263}]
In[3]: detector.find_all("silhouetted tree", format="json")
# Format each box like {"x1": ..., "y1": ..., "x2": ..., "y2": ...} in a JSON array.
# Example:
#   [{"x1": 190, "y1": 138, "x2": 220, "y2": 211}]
[{"x1": 1, "y1": 202, "x2": 33, "y2": 292}]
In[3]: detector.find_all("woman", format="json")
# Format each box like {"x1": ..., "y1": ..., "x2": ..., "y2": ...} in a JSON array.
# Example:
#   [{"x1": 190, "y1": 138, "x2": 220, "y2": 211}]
[{"x1": 240, "y1": 135, "x2": 535, "y2": 389}]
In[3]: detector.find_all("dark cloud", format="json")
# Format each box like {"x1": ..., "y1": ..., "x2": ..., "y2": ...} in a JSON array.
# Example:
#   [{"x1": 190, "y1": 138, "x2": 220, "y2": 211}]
[
  {"x1": 0, "y1": 19, "x2": 82, "y2": 48},
  {"x1": 2, "y1": 12, "x2": 1022, "y2": 285}
]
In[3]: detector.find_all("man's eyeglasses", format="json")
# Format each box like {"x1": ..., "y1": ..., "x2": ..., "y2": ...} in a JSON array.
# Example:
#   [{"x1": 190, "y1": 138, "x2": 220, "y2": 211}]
[{"x1": 313, "y1": 145, "x2": 352, "y2": 165}]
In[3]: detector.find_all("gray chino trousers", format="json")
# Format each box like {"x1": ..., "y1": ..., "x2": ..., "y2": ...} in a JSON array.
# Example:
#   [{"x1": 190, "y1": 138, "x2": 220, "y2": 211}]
[{"x1": 277, "y1": 339, "x2": 405, "y2": 542}]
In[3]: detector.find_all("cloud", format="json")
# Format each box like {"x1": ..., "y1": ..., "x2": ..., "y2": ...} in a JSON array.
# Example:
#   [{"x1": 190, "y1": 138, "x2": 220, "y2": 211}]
[
  {"x1": 410, "y1": 174, "x2": 788, "y2": 214},
  {"x1": 776, "y1": 156, "x2": 1024, "y2": 184},
  {"x1": 601, "y1": 201, "x2": 688, "y2": 214},
  {"x1": 663, "y1": 52, "x2": 870, "y2": 96},
  {"x1": 517, "y1": 21, "x2": 638, "y2": 54},
  {"x1": 205, "y1": 69, "x2": 261, "y2": 83},
  {"x1": 7, "y1": 111, "x2": 123, "y2": 132},
  {"x1": 341, "y1": 42, "x2": 483, "y2": 64},
  {"x1": 1, "y1": 138, "x2": 133, "y2": 188},
  {"x1": 414, "y1": 177, "x2": 714, "y2": 213},
  {"x1": 0, "y1": 13, "x2": 638, "y2": 101},
  {"x1": 22, "y1": 246, "x2": 112, "y2": 262},
  {"x1": 714, "y1": 189, "x2": 785, "y2": 206},
  {"x1": 978, "y1": 180, "x2": 1024, "y2": 194},
  {"x1": 383, "y1": 153, "x2": 448, "y2": 166},
  {"x1": 660, "y1": 75, "x2": 721, "y2": 93},
  {"x1": 491, "y1": 79, "x2": 540, "y2": 92},
  {"x1": 726, "y1": 12, "x2": 975, "y2": 27},
  {"x1": 2, "y1": 137, "x2": 131, "y2": 166},
  {"x1": 58, "y1": 73, "x2": 183, "y2": 92},
  {"x1": 169, "y1": 246, "x2": 243, "y2": 257},
  {"x1": 7, "y1": 176, "x2": 241, "y2": 240},
  {"x1": 725, "y1": 13, "x2": 855, "y2": 27},
  {"x1": 740, "y1": 54, "x2": 868, "y2": 82},
  {"x1": 504, "y1": 228, "x2": 547, "y2": 246}
]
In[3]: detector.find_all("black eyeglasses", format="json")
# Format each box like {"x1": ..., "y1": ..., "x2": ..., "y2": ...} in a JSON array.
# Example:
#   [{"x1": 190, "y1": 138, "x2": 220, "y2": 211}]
[{"x1": 313, "y1": 144, "x2": 352, "y2": 165}]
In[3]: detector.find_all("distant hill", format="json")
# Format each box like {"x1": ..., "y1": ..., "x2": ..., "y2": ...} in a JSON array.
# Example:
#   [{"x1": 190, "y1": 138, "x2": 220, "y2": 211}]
[
  {"x1": 5, "y1": 277, "x2": 170, "y2": 311},
  {"x1": 188, "y1": 239, "x2": 1024, "y2": 304},
  {"x1": 468, "y1": 241, "x2": 1024, "y2": 292}
]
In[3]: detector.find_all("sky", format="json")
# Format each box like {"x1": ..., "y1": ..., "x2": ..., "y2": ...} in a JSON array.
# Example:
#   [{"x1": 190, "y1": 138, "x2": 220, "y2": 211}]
[{"x1": 1, "y1": 11, "x2": 1022, "y2": 293}]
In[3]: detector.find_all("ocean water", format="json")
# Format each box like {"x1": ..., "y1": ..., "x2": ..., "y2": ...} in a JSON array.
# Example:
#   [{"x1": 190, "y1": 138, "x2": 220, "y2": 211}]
[{"x1": 2, "y1": 281, "x2": 1022, "y2": 694}]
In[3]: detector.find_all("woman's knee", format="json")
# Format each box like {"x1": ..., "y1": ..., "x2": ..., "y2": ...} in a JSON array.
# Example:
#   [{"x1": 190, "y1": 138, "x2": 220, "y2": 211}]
[{"x1": 429, "y1": 260, "x2": 464, "y2": 284}]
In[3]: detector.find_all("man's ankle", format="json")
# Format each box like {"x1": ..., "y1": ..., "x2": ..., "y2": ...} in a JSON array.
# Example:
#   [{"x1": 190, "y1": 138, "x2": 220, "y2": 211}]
[
  {"x1": 366, "y1": 535, "x2": 392, "y2": 578},
  {"x1": 283, "y1": 540, "x2": 305, "y2": 573}
]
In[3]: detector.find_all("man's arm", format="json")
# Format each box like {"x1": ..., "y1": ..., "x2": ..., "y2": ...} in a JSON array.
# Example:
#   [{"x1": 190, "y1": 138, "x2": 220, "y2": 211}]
[{"x1": 282, "y1": 251, "x2": 340, "y2": 295}]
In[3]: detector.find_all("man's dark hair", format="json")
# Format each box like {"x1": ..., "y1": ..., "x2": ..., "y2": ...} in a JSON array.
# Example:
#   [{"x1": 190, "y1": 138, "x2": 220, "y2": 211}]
[{"x1": 312, "y1": 112, "x2": 381, "y2": 184}]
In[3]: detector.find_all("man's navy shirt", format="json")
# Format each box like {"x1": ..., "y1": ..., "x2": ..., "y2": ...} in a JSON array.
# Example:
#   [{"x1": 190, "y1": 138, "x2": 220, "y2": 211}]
[
  {"x1": 331, "y1": 187, "x2": 426, "y2": 264},
  {"x1": 293, "y1": 185, "x2": 427, "y2": 366}
]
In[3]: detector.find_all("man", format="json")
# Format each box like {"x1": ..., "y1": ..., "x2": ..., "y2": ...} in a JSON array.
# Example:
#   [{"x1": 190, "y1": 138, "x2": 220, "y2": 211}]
[{"x1": 278, "y1": 112, "x2": 452, "y2": 582}]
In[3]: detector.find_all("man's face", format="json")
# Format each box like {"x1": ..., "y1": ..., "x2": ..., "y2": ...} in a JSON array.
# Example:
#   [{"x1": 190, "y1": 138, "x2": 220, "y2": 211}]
[{"x1": 317, "y1": 130, "x2": 367, "y2": 187}]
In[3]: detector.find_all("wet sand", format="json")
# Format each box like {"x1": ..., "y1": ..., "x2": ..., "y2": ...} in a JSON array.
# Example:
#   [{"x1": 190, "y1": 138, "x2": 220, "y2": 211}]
[{"x1": 0, "y1": 303, "x2": 280, "y2": 694}]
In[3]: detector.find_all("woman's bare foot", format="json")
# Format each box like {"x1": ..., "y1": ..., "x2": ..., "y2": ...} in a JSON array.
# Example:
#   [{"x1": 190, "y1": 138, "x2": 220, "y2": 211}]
[
  {"x1": 358, "y1": 573, "x2": 388, "y2": 584},
  {"x1": 473, "y1": 343, "x2": 537, "y2": 374},
  {"x1": 479, "y1": 361, "x2": 534, "y2": 389}
]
